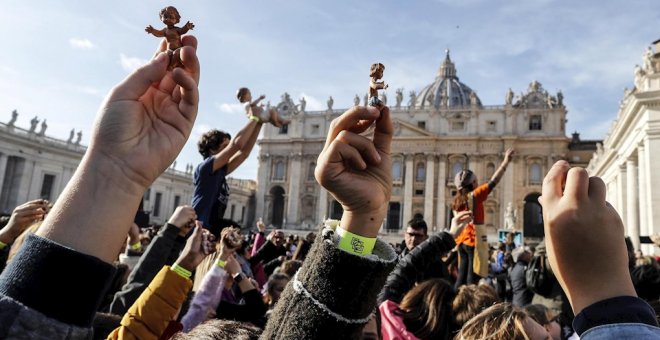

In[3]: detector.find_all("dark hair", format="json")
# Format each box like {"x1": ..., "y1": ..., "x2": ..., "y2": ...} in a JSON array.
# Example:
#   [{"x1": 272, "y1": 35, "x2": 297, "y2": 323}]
[
  {"x1": 172, "y1": 319, "x2": 261, "y2": 340},
  {"x1": 452, "y1": 169, "x2": 476, "y2": 211},
  {"x1": 370, "y1": 63, "x2": 385, "y2": 77},
  {"x1": 280, "y1": 260, "x2": 303, "y2": 278},
  {"x1": 397, "y1": 278, "x2": 455, "y2": 339},
  {"x1": 407, "y1": 218, "x2": 428, "y2": 234},
  {"x1": 524, "y1": 304, "x2": 551, "y2": 325},
  {"x1": 198, "y1": 129, "x2": 231, "y2": 158},
  {"x1": 452, "y1": 284, "x2": 499, "y2": 328},
  {"x1": 237, "y1": 87, "x2": 250, "y2": 102}
]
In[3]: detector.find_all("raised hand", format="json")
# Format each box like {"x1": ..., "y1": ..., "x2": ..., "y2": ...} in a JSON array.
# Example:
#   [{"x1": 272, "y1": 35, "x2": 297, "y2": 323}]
[
  {"x1": 0, "y1": 199, "x2": 49, "y2": 244},
  {"x1": 88, "y1": 35, "x2": 200, "y2": 194},
  {"x1": 173, "y1": 222, "x2": 215, "y2": 272},
  {"x1": 539, "y1": 161, "x2": 636, "y2": 314},
  {"x1": 315, "y1": 106, "x2": 393, "y2": 237},
  {"x1": 167, "y1": 205, "x2": 197, "y2": 237},
  {"x1": 504, "y1": 148, "x2": 515, "y2": 163}
]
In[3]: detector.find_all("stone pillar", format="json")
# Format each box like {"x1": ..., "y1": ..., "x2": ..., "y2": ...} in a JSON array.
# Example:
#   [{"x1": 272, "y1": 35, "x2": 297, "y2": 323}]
[
  {"x1": 402, "y1": 154, "x2": 414, "y2": 227},
  {"x1": 502, "y1": 156, "x2": 515, "y2": 217},
  {"x1": 0, "y1": 153, "x2": 8, "y2": 195},
  {"x1": 626, "y1": 158, "x2": 640, "y2": 250},
  {"x1": 637, "y1": 144, "x2": 649, "y2": 253},
  {"x1": 436, "y1": 155, "x2": 447, "y2": 229},
  {"x1": 616, "y1": 164, "x2": 627, "y2": 223},
  {"x1": 287, "y1": 155, "x2": 302, "y2": 226},
  {"x1": 255, "y1": 155, "x2": 270, "y2": 221},
  {"x1": 424, "y1": 154, "x2": 435, "y2": 228},
  {"x1": 643, "y1": 136, "x2": 660, "y2": 255},
  {"x1": 317, "y1": 187, "x2": 328, "y2": 223}
]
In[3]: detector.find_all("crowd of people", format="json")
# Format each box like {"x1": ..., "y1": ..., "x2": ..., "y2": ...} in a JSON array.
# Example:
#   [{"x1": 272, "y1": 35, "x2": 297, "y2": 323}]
[{"x1": 0, "y1": 33, "x2": 659, "y2": 340}]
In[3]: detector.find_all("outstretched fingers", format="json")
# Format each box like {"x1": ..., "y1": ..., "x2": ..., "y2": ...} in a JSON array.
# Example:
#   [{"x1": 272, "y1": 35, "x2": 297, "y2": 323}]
[
  {"x1": 325, "y1": 106, "x2": 380, "y2": 149},
  {"x1": 335, "y1": 131, "x2": 381, "y2": 166},
  {"x1": 172, "y1": 45, "x2": 200, "y2": 121},
  {"x1": 110, "y1": 52, "x2": 169, "y2": 101}
]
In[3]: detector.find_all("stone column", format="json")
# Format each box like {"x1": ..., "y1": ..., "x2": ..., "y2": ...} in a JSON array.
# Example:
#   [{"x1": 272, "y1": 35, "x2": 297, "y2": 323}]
[
  {"x1": 626, "y1": 158, "x2": 640, "y2": 250},
  {"x1": 255, "y1": 154, "x2": 270, "y2": 221},
  {"x1": 317, "y1": 187, "x2": 328, "y2": 223},
  {"x1": 424, "y1": 154, "x2": 435, "y2": 228},
  {"x1": 0, "y1": 153, "x2": 8, "y2": 195},
  {"x1": 643, "y1": 136, "x2": 660, "y2": 254},
  {"x1": 436, "y1": 155, "x2": 447, "y2": 229},
  {"x1": 402, "y1": 154, "x2": 414, "y2": 227},
  {"x1": 637, "y1": 144, "x2": 649, "y2": 252},
  {"x1": 502, "y1": 156, "x2": 515, "y2": 217},
  {"x1": 287, "y1": 155, "x2": 302, "y2": 226},
  {"x1": 616, "y1": 164, "x2": 627, "y2": 223}
]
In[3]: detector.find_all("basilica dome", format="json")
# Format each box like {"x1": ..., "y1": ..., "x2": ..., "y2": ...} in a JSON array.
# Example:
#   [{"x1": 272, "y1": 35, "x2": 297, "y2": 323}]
[{"x1": 413, "y1": 50, "x2": 481, "y2": 109}]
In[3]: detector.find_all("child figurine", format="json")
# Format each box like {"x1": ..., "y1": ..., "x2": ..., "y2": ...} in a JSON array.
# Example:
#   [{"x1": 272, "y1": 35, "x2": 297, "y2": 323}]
[
  {"x1": 236, "y1": 87, "x2": 290, "y2": 128},
  {"x1": 368, "y1": 63, "x2": 388, "y2": 109},
  {"x1": 145, "y1": 6, "x2": 194, "y2": 70}
]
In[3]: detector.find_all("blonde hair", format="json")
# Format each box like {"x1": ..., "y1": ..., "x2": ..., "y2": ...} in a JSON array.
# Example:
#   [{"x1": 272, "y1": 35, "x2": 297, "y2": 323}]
[
  {"x1": 457, "y1": 303, "x2": 531, "y2": 340},
  {"x1": 452, "y1": 284, "x2": 499, "y2": 328}
]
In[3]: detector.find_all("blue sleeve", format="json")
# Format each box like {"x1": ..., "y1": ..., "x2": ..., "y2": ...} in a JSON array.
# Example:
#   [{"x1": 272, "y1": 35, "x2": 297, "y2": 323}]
[{"x1": 573, "y1": 296, "x2": 659, "y2": 336}]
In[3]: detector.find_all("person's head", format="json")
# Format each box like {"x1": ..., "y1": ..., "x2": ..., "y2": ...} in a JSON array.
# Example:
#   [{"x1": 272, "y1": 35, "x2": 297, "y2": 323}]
[
  {"x1": 397, "y1": 278, "x2": 455, "y2": 339},
  {"x1": 458, "y1": 303, "x2": 550, "y2": 340},
  {"x1": 512, "y1": 246, "x2": 531, "y2": 264},
  {"x1": 452, "y1": 169, "x2": 478, "y2": 211},
  {"x1": 272, "y1": 230, "x2": 285, "y2": 248},
  {"x1": 265, "y1": 273, "x2": 290, "y2": 307},
  {"x1": 361, "y1": 311, "x2": 381, "y2": 340},
  {"x1": 452, "y1": 284, "x2": 500, "y2": 328},
  {"x1": 159, "y1": 6, "x2": 181, "y2": 26},
  {"x1": 236, "y1": 87, "x2": 252, "y2": 103},
  {"x1": 370, "y1": 63, "x2": 385, "y2": 79},
  {"x1": 404, "y1": 218, "x2": 428, "y2": 251},
  {"x1": 279, "y1": 260, "x2": 302, "y2": 278},
  {"x1": 172, "y1": 319, "x2": 261, "y2": 340},
  {"x1": 198, "y1": 129, "x2": 231, "y2": 159},
  {"x1": 524, "y1": 304, "x2": 561, "y2": 340}
]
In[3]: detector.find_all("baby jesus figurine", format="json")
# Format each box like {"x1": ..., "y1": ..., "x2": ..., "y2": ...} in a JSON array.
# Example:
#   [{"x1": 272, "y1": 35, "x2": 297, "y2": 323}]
[
  {"x1": 145, "y1": 6, "x2": 194, "y2": 70},
  {"x1": 237, "y1": 87, "x2": 290, "y2": 128},
  {"x1": 368, "y1": 63, "x2": 388, "y2": 109}
]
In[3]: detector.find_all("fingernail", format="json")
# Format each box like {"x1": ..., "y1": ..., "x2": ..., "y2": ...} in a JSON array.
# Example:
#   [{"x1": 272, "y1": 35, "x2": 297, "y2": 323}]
[
  {"x1": 554, "y1": 160, "x2": 569, "y2": 167},
  {"x1": 155, "y1": 52, "x2": 168, "y2": 63}
]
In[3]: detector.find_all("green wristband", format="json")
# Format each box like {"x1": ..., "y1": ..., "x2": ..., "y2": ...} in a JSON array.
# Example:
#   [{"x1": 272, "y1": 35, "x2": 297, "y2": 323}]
[
  {"x1": 130, "y1": 242, "x2": 142, "y2": 251},
  {"x1": 248, "y1": 115, "x2": 261, "y2": 123},
  {"x1": 336, "y1": 226, "x2": 376, "y2": 256},
  {"x1": 0, "y1": 240, "x2": 6, "y2": 250},
  {"x1": 216, "y1": 259, "x2": 227, "y2": 268},
  {"x1": 171, "y1": 264, "x2": 192, "y2": 279}
]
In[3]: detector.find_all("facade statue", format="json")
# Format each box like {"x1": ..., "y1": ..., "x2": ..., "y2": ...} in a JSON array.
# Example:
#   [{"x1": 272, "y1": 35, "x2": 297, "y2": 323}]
[
  {"x1": 634, "y1": 64, "x2": 645, "y2": 89},
  {"x1": 644, "y1": 46, "x2": 656, "y2": 74},
  {"x1": 75, "y1": 131, "x2": 82, "y2": 145},
  {"x1": 172, "y1": 161, "x2": 177, "y2": 169},
  {"x1": 395, "y1": 88, "x2": 404, "y2": 108},
  {"x1": 29, "y1": 116, "x2": 39, "y2": 133},
  {"x1": 470, "y1": 91, "x2": 477, "y2": 106},
  {"x1": 506, "y1": 88, "x2": 514, "y2": 105},
  {"x1": 354, "y1": 94, "x2": 360, "y2": 107},
  {"x1": 67, "y1": 129, "x2": 74, "y2": 143},
  {"x1": 363, "y1": 93, "x2": 368, "y2": 106},
  {"x1": 327, "y1": 96, "x2": 334, "y2": 111},
  {"x1": 408, "y1": 90, "x2": 417, "y2": 107},
  {"x1": 504, "y1": 202, "x2": 517, "y2": 230},
  {"x1": 299, "y1": 96, "x2": 306, "y2": 113},
  {"x1": 38, "y1": 120, "x2": 48, "y2": 136},
  {"x1": 557, "y1": 90, "x2": 564, "y2": 106},
  {"x1": 529, "y1": 80, "x2": 541, "y2": 92},
  {"x1": 8, "y1": 110, "x2": 18, "y2": 127}
]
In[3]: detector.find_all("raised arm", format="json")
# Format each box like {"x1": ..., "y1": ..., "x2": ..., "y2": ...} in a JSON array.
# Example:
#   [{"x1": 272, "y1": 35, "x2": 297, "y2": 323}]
[
  {"x1": 226, "y1": 120, "x2": 262, "y2": 175},
  {"x1": 212, "y1": 118, "x2": 261, "y2": 172},
  {"x1": 250, "y1": 94, "x2": 266, "y2": 106},
  {"x1": 489, "y1": 148, "x2": 514, "y2": 187},
  {"x1": 177, "y1": 21, "x2": 195, "y2": 35},
  {"x1": 145, "y1": 25, "x2": 165, "y2": 38}
]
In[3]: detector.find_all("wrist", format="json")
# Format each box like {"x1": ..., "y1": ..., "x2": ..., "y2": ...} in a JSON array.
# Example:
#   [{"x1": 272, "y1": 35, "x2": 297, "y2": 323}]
[
  {"x1": 173, "y1": 257, "x2": 196, "y2": 273},
  {"x1": 339, "y1": 208, "x2": 386, "y2": 238}
]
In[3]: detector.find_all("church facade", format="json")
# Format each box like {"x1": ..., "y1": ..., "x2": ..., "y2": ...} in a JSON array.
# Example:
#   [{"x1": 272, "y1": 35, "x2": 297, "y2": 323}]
[{"x1": 255, "y1": 51, "x2": 597, "y2": 239}]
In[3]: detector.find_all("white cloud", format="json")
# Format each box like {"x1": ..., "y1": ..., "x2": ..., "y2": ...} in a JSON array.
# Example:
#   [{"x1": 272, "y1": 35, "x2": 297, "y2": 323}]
[
  {"x1": 297, "y1": 93, "x2": 325, "y2": 111},
  {"x1": 119, "y1": 53, "x2": 147, "y2": 73},
  {"x1": 193, "y1": 124, "x2": 214, "y2": 136},
  {"x1": 215, "y1": 102, "x2": 244, "y2": 115},
  {"x1": 68, "y1": 38, "x2": 95, "y2": 49}
]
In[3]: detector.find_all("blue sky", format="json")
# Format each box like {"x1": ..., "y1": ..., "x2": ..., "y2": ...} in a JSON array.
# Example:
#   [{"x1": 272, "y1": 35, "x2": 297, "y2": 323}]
[{"x1": 2, "y1": 1, "x2": 659, "y2": 180}]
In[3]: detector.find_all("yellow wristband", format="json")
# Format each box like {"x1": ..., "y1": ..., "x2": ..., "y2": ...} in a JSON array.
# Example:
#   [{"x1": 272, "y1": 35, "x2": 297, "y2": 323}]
[
  {"x1": 248, "y1": 115, "x2": 261, "y2": 123},
  {"x1": 336, "y1": 227, "x2": 376, "y2": 256},
  {"x1": 216, "y1": 259, "x2": 227, "y2": 268},
  {"x1": 0, "y1": 240, "x2": 6, "y2": 250},
  {"x1": 171, "y1": 264, "x2": 192, "y2": 279},
  {"x1": 130, "y1": 242, "x2": 142, "y2": 251}
]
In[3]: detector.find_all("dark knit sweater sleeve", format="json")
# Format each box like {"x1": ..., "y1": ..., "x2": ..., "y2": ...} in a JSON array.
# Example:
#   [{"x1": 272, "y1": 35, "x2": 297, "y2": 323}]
[
  {"x1": 109, "y1": 223, "x2": 181, "y2": 315},
  {"x1": 573, "y1": 296, "x2": 659, "y2": 336},
  {"x1": 0, "y1": 234, "x2": 116, "y2": 328},
  {"x1": 378, "y1": 232, "x2": 456, "y2": 305},
  {"x1": 261, "y1": 228, "x2": 398, "y2": 340}
]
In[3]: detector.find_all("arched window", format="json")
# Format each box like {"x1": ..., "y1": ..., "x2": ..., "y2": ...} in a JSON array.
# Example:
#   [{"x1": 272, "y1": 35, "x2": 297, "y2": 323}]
[
  {"x1": 392, "y1": 161, "x2": 402, "y2": 181},
  {"x1": 273, "y1": 161, "x2": 285, "y2": 180},
  {"x1": 416, "y1": 162, "x2": 426, "y2": 182},
  {"x1": 486, "y1": 162, "x2": 495, "y2": 178},
  {"x1": 529, "y1": 163, "x2": 542, "y2": 185},
  {"x1": 452, "y1": 161, "x2": 464, "y2": 177}
]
